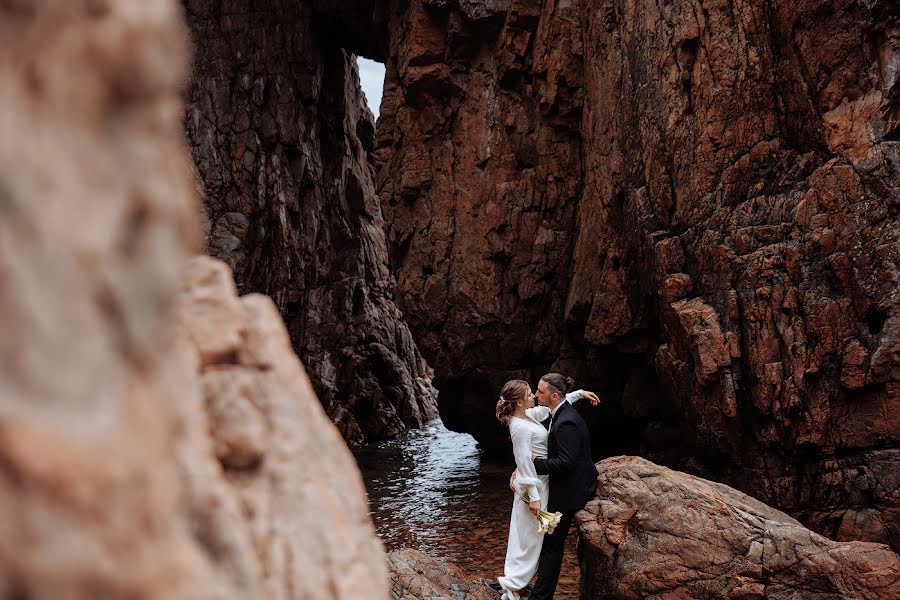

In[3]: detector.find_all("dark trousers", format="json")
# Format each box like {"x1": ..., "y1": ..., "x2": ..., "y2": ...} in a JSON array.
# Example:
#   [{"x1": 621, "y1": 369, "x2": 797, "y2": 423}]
[{"x1": 528, "y1": 511, "x2": 576, "y2": 600}]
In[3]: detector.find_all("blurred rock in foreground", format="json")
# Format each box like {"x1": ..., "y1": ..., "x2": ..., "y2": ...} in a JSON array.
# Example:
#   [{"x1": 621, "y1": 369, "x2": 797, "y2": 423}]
[
  {"x1": 0, "y1": 1, "x2": 387, "y2": 597},
  {"x1": 174, "y1": 256, "x2": 388, "y2": 598}
]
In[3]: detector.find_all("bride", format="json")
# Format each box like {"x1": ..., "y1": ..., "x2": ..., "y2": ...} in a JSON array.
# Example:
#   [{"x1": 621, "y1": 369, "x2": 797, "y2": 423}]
[{"x1": 494, "y1": 379, "x2": 599, "y2": 600}]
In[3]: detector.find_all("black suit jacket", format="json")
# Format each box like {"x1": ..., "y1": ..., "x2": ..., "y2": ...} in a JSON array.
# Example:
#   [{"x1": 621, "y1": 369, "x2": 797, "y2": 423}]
[{"x1": 534, "y1": 401, "x2": 598, "y2": 513}]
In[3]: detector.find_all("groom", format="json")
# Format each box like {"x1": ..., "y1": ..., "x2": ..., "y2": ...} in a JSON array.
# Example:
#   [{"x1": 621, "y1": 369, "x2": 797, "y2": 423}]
[{"x1": 529, "y1": 373, "x2": 598, "y2": 600}]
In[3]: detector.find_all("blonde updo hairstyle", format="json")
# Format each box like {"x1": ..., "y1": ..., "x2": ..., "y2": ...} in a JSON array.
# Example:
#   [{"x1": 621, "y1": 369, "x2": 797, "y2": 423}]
[{"x1": 496, "y1": 379, "x2": 531, "y2": 425}]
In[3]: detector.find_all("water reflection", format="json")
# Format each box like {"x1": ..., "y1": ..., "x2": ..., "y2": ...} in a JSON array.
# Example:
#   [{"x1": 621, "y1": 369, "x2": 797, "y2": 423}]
[{"x1": 354, "y1": 420, "x2": 579, "y2": 598}]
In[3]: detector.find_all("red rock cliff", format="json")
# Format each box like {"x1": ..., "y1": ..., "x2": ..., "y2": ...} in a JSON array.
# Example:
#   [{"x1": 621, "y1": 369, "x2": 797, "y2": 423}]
[
  {"x1": 376, "y1": 0, "x2": 899, "y2": 549},
  {"x1": 178, "y1": 0, "x2": 898, "y2": 550}
]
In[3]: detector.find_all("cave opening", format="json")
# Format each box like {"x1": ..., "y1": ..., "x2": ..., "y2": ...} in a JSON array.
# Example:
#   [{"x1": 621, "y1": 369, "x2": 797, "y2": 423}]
[{"x1": 432, "y1": 333, "x2": 689, "y2": 473}]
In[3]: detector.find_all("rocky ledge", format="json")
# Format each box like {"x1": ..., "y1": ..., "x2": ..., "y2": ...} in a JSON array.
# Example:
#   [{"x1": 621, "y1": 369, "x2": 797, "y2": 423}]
[
  {"x1": 577, "y1": 457, "x2": 900, "y2": 600},
  {"x1": 388, "y1": 549, "x2": 494, "y2": 600}
]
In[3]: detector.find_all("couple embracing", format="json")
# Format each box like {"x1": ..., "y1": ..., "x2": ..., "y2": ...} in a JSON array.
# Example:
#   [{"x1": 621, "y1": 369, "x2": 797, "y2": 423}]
[{"x1": 494, "y1": 373, "x2": 601, "y2": 600}]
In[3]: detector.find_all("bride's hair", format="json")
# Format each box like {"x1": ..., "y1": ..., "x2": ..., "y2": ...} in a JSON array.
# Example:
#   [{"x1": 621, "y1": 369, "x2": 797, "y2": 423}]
[
  {"x1": 540, "y1": 373, "x2": 574, "y2": 397},
  {"x1": 496, "y1": 379, "x2": 530, "y2": 425}
]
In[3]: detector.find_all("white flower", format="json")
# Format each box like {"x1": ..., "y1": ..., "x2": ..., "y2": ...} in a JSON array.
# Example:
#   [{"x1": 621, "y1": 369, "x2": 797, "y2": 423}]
[
  {"x1": 540, "y1": 510, "x2": 562, "y2": 534},
  {"x1": 520, "y1": 493, "x2": 563, "y2": 534}
]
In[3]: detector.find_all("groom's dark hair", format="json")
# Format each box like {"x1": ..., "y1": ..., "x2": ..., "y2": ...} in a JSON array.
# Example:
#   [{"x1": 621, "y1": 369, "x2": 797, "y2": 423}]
[{"x1": 541, "y1": 372, "x2": 574, "y2": 397}]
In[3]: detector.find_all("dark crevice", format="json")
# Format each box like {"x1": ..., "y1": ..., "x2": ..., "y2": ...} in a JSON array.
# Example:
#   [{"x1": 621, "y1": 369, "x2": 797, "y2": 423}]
[{"x1": 865, "y1": 306, "x2": 888, "y2": 335}]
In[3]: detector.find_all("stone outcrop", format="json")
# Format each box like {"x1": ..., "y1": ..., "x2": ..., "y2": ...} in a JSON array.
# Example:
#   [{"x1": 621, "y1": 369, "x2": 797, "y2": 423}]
[
  {"x1": 174, "y1": 256, "x2": 389, "y2": 598},
  {"x1": 387, "y1": 549, "x2": 495, "y2": 600},
  {"x1": 577, "y1": 457, "x2": 900, "y2": 599},
  {"x1": 183, "y1": 0, "x2": 438, "y2": 445},
  {"x1": 0, "y1": 1, "x2": 388, "y2": 596},
  {"x1": 375, "y1": 0, "x2": 900, "y2": 549}
]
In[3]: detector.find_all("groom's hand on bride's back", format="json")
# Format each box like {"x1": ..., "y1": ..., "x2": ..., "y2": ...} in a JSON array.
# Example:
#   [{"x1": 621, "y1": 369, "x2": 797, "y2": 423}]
[{"x1": 584, "y1": 391, "x2": 601, "y2": 406}]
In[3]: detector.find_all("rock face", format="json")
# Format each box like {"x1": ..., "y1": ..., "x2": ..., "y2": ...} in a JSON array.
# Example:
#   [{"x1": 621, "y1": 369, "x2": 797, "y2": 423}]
[
  {"x1": 578, "y1": 457, "x2": 900, "y2": 599},
  {"x1": 183, "y1": 0, "x2": 438, "y2": 445},
  {"x1": 387, "y1": 549, "x2": 495, "y2": 600},
  {"x1": 0, "y1": 1, "x2": 388, "y2": 596},
  {"x1": 375, "y1": 0, "x2": 900, "y2": 549},
  {"x1": 377, "y1": 0, "x2": 586, "y2": 451}
]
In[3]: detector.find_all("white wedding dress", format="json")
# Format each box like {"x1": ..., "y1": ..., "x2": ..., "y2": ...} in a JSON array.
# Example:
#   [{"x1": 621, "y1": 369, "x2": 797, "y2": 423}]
[{"x1": 497, "y1": 390, "x2": 584, "y2": 600}]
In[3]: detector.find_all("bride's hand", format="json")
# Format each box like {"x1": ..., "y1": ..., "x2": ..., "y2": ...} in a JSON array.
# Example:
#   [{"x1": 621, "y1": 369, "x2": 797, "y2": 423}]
[
  {"x1": 509, "y1": 471, "x2": 517, "y2": 492},
  {"x1": 529, "y1": 500, "x2": 541, "y2": 517},
  {"x1": 584, "y1": 391, "x2": 601, "y2": 406}
]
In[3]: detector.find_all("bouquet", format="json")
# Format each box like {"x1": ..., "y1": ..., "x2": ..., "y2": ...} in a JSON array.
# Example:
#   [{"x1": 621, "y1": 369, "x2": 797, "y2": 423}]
[{"x1": 521, "y1": 492, "x2": 562, "y2": 534}]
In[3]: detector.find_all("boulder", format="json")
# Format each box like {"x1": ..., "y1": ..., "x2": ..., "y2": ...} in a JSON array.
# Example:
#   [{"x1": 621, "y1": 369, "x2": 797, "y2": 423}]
[
  {"x1": 387, "y1": 549, "x2": 495, "y2": 600},
  {"x1": 577, "y1": 457, "x2": 900, "y2": 599}
]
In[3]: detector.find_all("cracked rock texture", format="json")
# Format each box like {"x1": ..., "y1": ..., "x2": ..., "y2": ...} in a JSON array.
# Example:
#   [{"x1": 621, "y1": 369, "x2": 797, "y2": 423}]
[
  {"x1": 377, "y1": 0, "x2": 900, "y2": 549},
  {"x1": 0, "y1": 1, "x2": 387, "y2": 596},
  {"x1": 577, "y1": 457, "x2": 900, "y2": 600},
  {"x1": 377, "y1": 0, "x2": 586, "y2": 452},
  {"x1": 183, "y1": 0, "x2": 438, "y2": 445}
]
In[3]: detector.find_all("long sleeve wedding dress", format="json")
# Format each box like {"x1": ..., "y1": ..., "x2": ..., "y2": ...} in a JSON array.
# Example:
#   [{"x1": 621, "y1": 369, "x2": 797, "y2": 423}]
[{"x1": 497, "y1": 390, "x2": 584, "y2": 600}]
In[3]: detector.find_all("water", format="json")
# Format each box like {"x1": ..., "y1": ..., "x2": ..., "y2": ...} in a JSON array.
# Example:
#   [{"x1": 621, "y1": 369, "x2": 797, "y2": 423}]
[{"x1": 353, "y1": 420, "x2": 579, "y2": 598}]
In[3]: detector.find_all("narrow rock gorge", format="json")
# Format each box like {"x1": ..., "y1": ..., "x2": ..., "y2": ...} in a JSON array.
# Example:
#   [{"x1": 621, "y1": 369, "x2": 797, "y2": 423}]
[
  {"x1": 181, "y1": 0, "x2": 899, "y2": 553},
  {"x1": 3, "y1": 0, "x2": 898, "y2": 598}
]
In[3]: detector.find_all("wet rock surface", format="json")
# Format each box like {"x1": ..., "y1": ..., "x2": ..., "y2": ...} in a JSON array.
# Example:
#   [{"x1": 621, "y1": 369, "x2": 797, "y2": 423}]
[
  {"x1": 183, "y1": 0, "x2": 437, "y2": 445},
  {"x1": 577, "y1": 457, "x2": 900, "y2": 599},
  {"x1": 387, "y1": 549, "x2": 495, "y2": 600}
]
